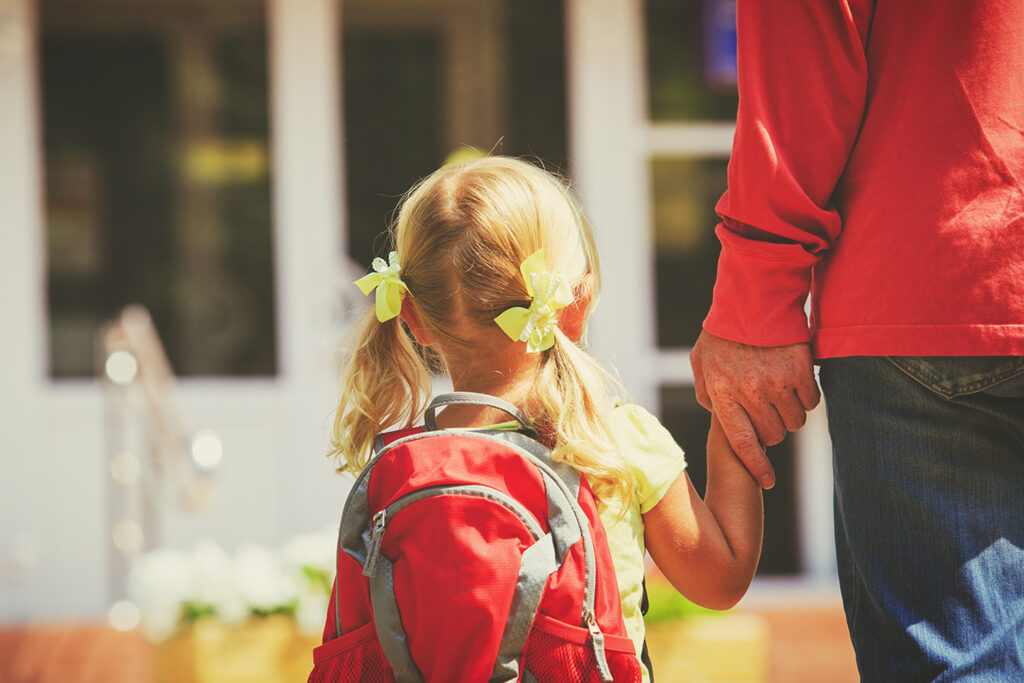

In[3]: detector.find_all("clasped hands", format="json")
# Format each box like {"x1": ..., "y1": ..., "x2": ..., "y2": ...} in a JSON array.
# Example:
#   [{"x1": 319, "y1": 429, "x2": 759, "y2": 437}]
[{"x1": 690, "y1": 331, "x2": 821, "y2": 489}]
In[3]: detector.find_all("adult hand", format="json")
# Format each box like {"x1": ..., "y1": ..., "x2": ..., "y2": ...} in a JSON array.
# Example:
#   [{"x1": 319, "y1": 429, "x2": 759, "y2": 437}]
[{"x1": 690, "y1": 330, "x2": 820, "y2": 489}]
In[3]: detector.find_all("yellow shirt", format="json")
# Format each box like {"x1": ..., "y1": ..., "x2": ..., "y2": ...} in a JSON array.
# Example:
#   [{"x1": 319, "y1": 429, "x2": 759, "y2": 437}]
[{"x1": 599, "y1": 404, "x2": 688, "y2": 682}]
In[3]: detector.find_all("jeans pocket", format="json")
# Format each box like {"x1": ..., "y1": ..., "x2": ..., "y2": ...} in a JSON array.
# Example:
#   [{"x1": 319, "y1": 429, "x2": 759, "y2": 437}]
[{"x1": 886, "y1": 356, "x2": 1024, "y2": 399}]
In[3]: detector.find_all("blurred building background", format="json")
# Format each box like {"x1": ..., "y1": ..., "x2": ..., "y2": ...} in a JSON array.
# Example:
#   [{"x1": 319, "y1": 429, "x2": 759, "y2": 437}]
[{"x1": 0, "y1": 0, "x2": 838, "y2": 627}]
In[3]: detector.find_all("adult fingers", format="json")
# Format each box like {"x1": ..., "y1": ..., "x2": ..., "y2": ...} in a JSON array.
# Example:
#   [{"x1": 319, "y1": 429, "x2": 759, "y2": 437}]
[
  {"x1": 796, "y1": 371, "x2": 822, "y2": 411},
  {"x1": 692, "y1": 357, "x2": 712, "y2": 412},
  {"x1": 703, "y1": 373, "x2": 787, "y2": 447},
  {"x1": 714, "y1": 400, "x2": 775, "y2": 489},
  {"x1": 744, "y1": 399, "x2": 788, "y2": 449},
  {"x1": 775, "y1": 390, "x2": 809, "y2": 433}
]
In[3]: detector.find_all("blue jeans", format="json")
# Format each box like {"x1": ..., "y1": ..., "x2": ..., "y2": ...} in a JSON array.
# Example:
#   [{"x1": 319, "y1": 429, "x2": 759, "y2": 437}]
[{"x1": 819, "y1": 356, "x2": 1024, "y2": 682}]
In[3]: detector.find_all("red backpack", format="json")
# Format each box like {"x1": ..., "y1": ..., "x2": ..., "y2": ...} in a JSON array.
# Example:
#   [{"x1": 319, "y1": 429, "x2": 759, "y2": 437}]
[{"x1": 308, "y1": 392, "x2": 642, "y2": 683}]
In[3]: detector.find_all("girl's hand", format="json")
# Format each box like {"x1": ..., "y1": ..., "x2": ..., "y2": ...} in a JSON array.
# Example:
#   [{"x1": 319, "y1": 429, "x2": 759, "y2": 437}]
[{"x1": 642, "y1": 415, "x2": 764, "y2": 610}]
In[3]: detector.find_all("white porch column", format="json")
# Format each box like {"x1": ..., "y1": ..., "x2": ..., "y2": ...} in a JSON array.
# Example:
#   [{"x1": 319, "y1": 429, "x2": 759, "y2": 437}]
[
  {"x1": 267, "y1": 0, "x2": 352, "y2": 532},
  {"x1": 0, "y1": 0, "x2": 46, "y2": 389},
  {"x1": 0, "y1": 0, "x2": 50, "y2": 617},
  {"x1": 268, "y1": 0, "x2": 345, "y2": 383},
  {"x1": 565, "y1": 0, "x2": 656, "y2": 410}
]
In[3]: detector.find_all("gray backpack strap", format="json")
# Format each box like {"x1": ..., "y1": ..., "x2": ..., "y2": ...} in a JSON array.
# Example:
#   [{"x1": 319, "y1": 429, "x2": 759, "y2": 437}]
[
  {"x1": 369, "y1": 557, "x2": 424, "y2": 683},
  {"x1": 423, "y1": 392, "x2": 530, "y2": 431},
  {"x1": 490, "y1": 533, "x2": 559, "y2": 681}
]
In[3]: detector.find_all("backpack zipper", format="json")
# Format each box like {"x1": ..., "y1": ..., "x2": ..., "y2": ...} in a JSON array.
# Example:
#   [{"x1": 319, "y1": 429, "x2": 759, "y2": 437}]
[
  {"x1": 362, "y1": 509, "x2": 388, "y2": 578},
  {"x1": 585, "y1": 609, "x2": 614, "y2": 682}
]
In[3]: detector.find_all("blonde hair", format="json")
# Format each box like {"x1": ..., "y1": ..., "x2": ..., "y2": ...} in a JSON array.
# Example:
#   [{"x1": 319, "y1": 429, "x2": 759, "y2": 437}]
[{"x1": 330, "y1": 157, "x2": 635, "y2": 509}]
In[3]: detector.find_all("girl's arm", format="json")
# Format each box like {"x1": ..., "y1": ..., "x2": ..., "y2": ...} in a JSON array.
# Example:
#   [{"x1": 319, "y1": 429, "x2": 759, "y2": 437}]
[{"x1": 642, "y1": 415, "x2": 764, "y2": 610}]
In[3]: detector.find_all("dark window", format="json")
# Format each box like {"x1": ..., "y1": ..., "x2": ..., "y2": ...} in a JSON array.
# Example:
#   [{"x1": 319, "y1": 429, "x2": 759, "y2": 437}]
[
  {"x1": 650, "y1": 157, "x2": 728, "y2": 349},
  {"x1": 342, "y1": 0, "x2": 567, "y2": 267},
  {"x1": 41, "y1": 2, "x2": 275, "y2": 377},
  {"x1": 646, "y1": 0, "x2": 739, "y2": 121},
  {"x1": 343, "y1": 32, "x2": 445, "y2": 267}
]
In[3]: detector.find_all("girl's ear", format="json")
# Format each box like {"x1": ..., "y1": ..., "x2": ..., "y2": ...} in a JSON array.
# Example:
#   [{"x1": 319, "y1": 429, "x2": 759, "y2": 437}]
[
  {"x1": 400, "y1": 297, "x2": 433, "y2": 346},
  {"x1": 559, "y1": 273, "x2": 594, "y2": 342}
]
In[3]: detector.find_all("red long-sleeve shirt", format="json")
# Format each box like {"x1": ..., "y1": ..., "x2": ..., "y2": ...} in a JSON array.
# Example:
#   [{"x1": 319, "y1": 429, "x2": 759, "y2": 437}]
[{"x1": 704, "y1": 0, "x2": 1024, "y2": 358}]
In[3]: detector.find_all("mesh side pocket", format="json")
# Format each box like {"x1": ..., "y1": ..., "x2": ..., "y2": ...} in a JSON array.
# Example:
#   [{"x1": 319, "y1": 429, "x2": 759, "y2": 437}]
[
  {"x1": 307, "y1": 623, "x2": 393, "y2": 683},
  {"x1": 521, "y1": 614, "x2": 642, "y2": 683}
]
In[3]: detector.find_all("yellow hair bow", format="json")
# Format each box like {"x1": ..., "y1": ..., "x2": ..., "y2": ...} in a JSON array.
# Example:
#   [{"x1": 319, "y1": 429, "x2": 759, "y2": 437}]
[
  {"x1": 354, "y1": 251, "x2": 409, "y2": 322},
  {"x1": 495, "y1": 249, "x2": 574, "y2": 353}
]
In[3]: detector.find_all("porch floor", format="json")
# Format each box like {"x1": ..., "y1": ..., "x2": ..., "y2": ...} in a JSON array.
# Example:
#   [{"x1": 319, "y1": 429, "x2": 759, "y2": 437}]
[{"x1": 0, "y1": 605, "x2": 858, "y2": 683}]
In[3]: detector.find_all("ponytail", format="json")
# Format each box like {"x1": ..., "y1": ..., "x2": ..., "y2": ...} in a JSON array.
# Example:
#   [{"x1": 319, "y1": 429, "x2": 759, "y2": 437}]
[
  {"x1": 530, "y1": 329, "x2": 635, "y2": 514},
  {"x1": 329, "y1": 309, "x2": 431, "y2": 474}
]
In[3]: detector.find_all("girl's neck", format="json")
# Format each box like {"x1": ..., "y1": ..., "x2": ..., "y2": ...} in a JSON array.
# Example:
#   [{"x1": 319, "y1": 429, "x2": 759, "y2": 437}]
[{"x1": 435, "y1": 356, "x2": 539, "y2": 430}]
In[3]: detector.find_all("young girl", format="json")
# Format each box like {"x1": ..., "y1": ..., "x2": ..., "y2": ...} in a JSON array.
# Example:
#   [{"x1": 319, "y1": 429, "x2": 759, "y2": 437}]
[{"x1": 331, "y1": 156, "x2": 763, "y2": 680}]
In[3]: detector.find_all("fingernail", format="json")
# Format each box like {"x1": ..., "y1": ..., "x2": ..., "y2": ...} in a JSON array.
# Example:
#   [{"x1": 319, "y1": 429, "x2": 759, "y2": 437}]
[{"x1": 761, "y1": 476, "x2": 775, "y2": 490}]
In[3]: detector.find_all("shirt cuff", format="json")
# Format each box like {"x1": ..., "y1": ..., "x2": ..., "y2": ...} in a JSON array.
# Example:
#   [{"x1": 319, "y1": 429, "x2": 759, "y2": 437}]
[{"x1": 703, "y1": 222, "x2": 815, "y2": 346}]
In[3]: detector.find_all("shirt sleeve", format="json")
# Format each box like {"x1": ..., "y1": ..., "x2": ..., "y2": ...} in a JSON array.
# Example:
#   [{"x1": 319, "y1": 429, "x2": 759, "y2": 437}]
[
  {"x1": 608, "y1": 405, "x2": 688, "y2": 515},
  {"x1": 703, "y1": 0, "x2": 875, "y2": 346}
]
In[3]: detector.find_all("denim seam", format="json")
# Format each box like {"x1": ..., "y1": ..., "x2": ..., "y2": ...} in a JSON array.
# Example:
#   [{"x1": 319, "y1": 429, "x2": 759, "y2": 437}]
[{"x1": 885, "y1": 357, "x2": 1024, "y2": 399}]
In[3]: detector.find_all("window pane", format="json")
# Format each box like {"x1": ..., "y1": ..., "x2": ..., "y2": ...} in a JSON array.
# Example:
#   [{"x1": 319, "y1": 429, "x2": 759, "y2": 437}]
[
  {"x1": 659, "y1": 385, "x2": 800, "y2": 576},
  {"x1": 651, "y1": 157, "x2": 727, "y2": 348},
  {"x1": 504, "y1": 0, "x2": 568, "y2": 170},
  {"x1": 646, "y1": 0, "x2": 738, "y2": 121},
  {"x1": 342, "y1": 0, "x2": 567, "y2": 268},
  {"x1": 41, "y1": 1, "x2": 275, "y2": 378},
  {"x1": 343, "y1": 32, "x2": 444, "y2": 268}
]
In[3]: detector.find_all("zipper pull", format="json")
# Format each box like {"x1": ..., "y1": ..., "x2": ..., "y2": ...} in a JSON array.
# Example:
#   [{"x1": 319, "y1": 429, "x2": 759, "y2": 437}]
[
  {"x1": 362, "y1": 509, "x2": 387, "y2": 577},
  {"x1": 585, "y1": 610, "x2": 614, "y2": 682}
]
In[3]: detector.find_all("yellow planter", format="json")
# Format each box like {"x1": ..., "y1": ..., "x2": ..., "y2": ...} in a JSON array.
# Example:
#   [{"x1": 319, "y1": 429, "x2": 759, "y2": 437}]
[
  {"x1": 153, "y1": 613, "x2": 765, "y2": 683},
  {"x1": 154, "y1": 616, "x2": 321, "y2": 683},
  {"x1": 645, "y1": 613, "x2": 769, "y2": 683}
]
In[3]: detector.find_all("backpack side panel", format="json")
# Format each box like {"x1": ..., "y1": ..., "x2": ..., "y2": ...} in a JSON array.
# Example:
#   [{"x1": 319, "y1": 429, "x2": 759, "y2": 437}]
[
  {"x1": 312, "y1": 577, "x2": 395, "y2": 682},
  {"x1": 334, "y1": 552, "x2": 373, "y2": 635}
]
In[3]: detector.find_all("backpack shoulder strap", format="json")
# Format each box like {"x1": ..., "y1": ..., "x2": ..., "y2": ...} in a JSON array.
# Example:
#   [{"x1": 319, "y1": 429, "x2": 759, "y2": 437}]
[{"x1": 423, "y1": 392, "x2": 530, "y2": 431}]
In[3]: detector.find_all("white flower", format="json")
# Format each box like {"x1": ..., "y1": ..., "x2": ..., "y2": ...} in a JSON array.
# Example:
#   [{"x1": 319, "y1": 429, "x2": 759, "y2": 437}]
[
  {"x1": 295, "y1": 589, "x2": 330, "y2": 636},
  {"x1": 187, "y1": 540, "x2": 230, "y2": 605},
  {"x1": 127, "y1": 527, "x2": 337, "y2": 642},
  {"x1": 188, "y1": 540, "x2": 247, "y2": 624},
  {"x1": 233, "y1": 543, "x2": 301, "y2": 613},
  {"x1": 128, "y1": 548, "x2": 192, "y2": 642},
  {"x1": 282, "y1": 526, "x2": 337, "y2": 579},
  {"x1": 283, "y1": 527, "x2": 337, "y2": 635}
]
